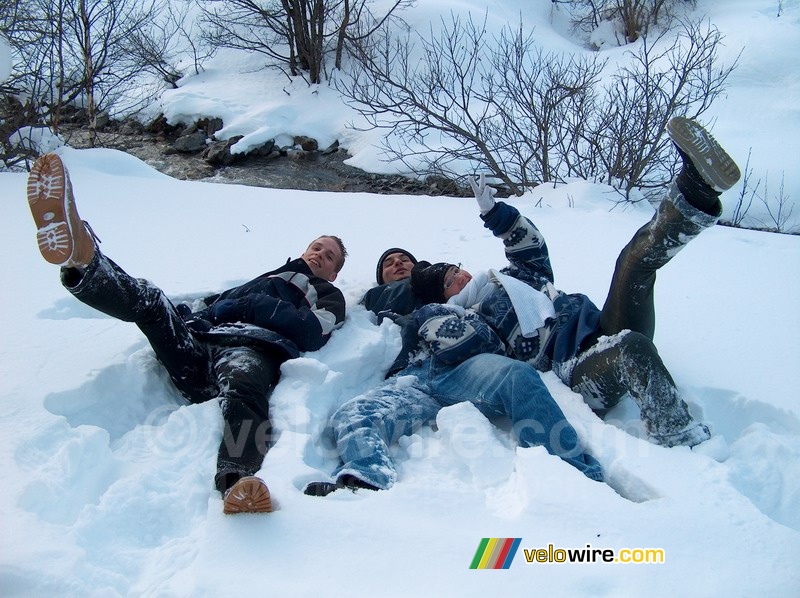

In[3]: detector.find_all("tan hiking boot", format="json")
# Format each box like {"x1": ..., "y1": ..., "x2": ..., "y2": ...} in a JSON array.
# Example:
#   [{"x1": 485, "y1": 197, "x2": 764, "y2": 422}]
[
  {"x1": 223, "y1": 476, "x2": 273, "y2": 514},
  {"x1": 27, "y1": 153, "x2": 96, "y2": 268}
]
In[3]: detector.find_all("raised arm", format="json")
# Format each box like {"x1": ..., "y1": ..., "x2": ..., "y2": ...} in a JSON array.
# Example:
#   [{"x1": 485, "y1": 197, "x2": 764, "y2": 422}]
[{"x1": 470, "y1": 174, "x2": 554, "y2": 284}]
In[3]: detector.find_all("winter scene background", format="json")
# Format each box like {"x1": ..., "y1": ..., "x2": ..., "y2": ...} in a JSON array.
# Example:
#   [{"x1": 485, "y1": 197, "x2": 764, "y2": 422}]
[{"x1": 1, "y1": 0, "x2": 799, "y2": 596}]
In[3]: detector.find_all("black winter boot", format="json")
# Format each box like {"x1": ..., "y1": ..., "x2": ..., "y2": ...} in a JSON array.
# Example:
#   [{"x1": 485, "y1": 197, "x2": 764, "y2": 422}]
[
  {"x1": 667, "y1": 117, "x2": 741, "y2": 214},
  {"x1": 304, "y1": 474, "x2": 379, "y2": 497}
]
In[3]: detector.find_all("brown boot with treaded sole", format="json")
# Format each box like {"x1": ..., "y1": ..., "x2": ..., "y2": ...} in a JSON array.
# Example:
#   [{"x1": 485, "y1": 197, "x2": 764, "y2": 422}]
[
  {"x1": 223, "y1": 476, "x2": 273, "y2": 514},
  {"x1": 27, "y1": 153, "x2": 96, "y2": 268}
]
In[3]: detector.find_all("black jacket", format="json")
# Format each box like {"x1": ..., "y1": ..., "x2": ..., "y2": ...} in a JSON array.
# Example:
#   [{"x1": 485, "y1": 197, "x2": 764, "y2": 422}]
[{"x1": 186, "y1": 258, "x2": 345, "y2": 359}]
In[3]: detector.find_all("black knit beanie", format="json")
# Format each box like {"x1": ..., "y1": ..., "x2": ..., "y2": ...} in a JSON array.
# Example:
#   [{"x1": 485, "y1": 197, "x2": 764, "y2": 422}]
[
  {"x1": 375, "y1": 247, "x2": 418, "y2": 284},
  {"x1": 410, "y1": 262, "x2": 453, "y2": 304}
]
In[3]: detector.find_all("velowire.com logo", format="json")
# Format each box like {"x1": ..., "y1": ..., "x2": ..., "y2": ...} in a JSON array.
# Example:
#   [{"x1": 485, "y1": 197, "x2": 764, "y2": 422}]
[
  {"x1": 470, "y1": 538, "x2": 667, "y2": 568},
  {"x1": 469, "y1": 538, "x2": 522, "y2": 569}
]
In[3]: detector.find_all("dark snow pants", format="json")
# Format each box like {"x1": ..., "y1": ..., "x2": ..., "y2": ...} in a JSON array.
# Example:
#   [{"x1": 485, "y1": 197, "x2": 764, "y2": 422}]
[
  {"x1": 567, "y1": 184, "x2": 720, "y2": 446},
  {"x1": 62, "y1": 253, "x2": 282, "y2": 494}
]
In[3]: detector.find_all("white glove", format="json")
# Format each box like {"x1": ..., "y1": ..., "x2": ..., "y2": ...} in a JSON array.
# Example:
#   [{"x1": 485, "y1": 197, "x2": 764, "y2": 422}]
[{"x1": 469, "y1": 174, "x2": 496, "y2": 214}]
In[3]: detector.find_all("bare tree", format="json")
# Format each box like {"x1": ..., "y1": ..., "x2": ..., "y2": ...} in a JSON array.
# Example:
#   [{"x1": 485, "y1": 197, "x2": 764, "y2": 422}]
[
  {"x1": 1, "y1": 0, "x2": 64, "y2": 163},
  {"x1": 124, "y1": 0, "x2": 215, "y2": 89},
  {"x1": 338, "y1": 14, "x2": 733, "y2": 199},
  {"x1": 3, "y1": 0, "x2": 161, "y2": 140},
  {"x1": 1, "y1": 0, "x2": 58, "y2": 111},
  {"x1": 200, "y1": 0, "x2": 410, "y2": 84},
  {"x1": 488, "y1": 27, "x2": 606, "y2": 187},
  {"x1": 339, "y1": 14, "x2": 532, "y2": 193},
  {"x1": 580, "y1": 20, "x2": 738, "y2": 201},
  {"x1": 568, "y1": 0, "x2": 696, "y2": 44},
  {"x1": 64, "y1": 0, "x2": 158, "y2": 143}
]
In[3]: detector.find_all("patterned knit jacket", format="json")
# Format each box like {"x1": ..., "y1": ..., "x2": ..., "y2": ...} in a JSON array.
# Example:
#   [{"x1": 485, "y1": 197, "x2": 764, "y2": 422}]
[{"x1": 389, "y1": 201, "x2": 602, "y2": 378}]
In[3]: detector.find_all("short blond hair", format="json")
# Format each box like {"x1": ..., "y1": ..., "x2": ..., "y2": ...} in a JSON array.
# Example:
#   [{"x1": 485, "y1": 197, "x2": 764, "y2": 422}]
[{"x1": 316, "y1": 235, "x2": 347, "y2": 272}]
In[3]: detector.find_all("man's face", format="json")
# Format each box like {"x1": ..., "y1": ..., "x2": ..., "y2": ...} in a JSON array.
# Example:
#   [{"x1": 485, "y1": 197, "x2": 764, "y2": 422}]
[
  {"x1": 442, "y1": 266, "x2": 472, "y2": 299},
  {"x1": 381, "y1": 252, "x2": 415, "y2": 283},
  {"x1": 302, "y1": 237, "x2": 343, "y2": 282}
]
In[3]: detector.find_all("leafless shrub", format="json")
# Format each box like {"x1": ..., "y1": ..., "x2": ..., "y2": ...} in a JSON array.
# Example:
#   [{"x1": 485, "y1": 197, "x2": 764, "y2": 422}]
[
  {"x1": 487, "y1": 26, "x2": 606, "y2": 188},
  {"x1": 338, "y1": 14, "x2": 607, "y2": 195},
  {"x1": 721, "y1": 149, "x2": 797, "y2": 235},
  {"x1": 3, "y1": 0, "x2": 160, "y2": 138},
  {"x1": 338, "y1": 14, "x2": 734, "y2": 200},
  {"x1": 338, "y1": 14, "x2": 518, "y2": 190},
  {"x1": 758, "y1": 172, "x2": 795, "y2": 233},
  {"x1": 725, "y1": 148, "x2": 758, "y2": 228},
  {"x1": 124, "y1": 0, "x2": 215, "y2": 89},
  {"x1": 567, "y1": 0, "x2": 696, "y2": 45},
  {"x1": 199, "y1": 0, "x2": 410, "y2": 84},
  {"x1": 2, "y1": 0, "x2": 218, "y2": 161},
  {"x1": 577, "y1": 20, "x2": 738, "y2": 201}
]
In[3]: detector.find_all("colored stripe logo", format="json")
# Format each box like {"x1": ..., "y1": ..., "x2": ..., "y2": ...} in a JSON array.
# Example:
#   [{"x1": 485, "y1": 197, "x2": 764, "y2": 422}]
[{"x1": 470, "y1": 538, "x2": 522, "y2": 569}]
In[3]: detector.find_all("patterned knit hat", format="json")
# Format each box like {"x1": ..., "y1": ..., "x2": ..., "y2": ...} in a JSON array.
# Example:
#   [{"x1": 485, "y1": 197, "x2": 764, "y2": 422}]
[
  {"x1": 410, "y1": 262, "x2": 453, "y2": 304},
  {"x1": 376, "y1": 247, "x2": 418, "y2": 284}
]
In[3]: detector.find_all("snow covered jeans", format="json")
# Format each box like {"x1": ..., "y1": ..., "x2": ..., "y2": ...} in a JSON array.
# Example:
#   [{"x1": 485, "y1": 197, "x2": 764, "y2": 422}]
[
  {"x1": 567, "y1": 185, "x2": 720, "y2": 447},
  {"x1": 331, "y1": 353, "x2": 603, "y2": 489},
  {"x1": 61, "y1": 252, "x2": 282, "y2": 494}
]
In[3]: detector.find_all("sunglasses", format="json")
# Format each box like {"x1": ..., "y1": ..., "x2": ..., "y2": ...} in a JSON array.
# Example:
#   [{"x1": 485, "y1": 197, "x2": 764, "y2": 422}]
[{"x1": 443, "y1": 264, "x2": 463, "y2": 291}]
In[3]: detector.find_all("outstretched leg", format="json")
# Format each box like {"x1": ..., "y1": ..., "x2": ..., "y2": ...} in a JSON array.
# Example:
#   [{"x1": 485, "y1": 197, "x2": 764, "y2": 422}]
[
  {"x1": 64, "y1": 254, "x2": 218, "y2": 400},
  {"x1": 214, "y1": 346, "x2": 281, "y2": 488},
  {"x1": 214, "y1": 346, "x2": 282, "y2": 509},
  {"x1": 599, "y1": 118, "x2": 740, "y2": 338},
  {"x1": 27, "y1": 153, "x2": 216, "y2": 401},
  {"x1": 28, "y1": 153, "x2": 278, "y2": 514},
  {"x1": 322, "y1": 373, "x2": 442, "y2": 491},
  {"x1": 428, "y1": 354, "x2": 603, "y2": 481},
  {"x1": 570, "y1": 331, "x2": 710, "y2": 447}
]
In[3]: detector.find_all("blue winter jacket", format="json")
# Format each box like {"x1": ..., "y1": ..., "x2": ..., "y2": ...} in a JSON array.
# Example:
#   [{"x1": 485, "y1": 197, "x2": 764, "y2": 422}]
[
  {"x1": 387, "y1": 201, "x2": 602, "y2": 377},
  {"x1": 184, "y1": 257, "x2": 345, "y2": 359}
]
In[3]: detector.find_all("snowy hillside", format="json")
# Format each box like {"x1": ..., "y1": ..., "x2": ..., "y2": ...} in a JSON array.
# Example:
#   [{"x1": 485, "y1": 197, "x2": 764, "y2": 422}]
[{"x1": 1, "y1": 0, "x2": 799, "y2": 596}]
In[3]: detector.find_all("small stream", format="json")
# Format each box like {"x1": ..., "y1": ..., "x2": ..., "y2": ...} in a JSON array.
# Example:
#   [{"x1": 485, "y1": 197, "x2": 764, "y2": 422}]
[{"x1": 58, "y1": 124, "x2": 468, "y2": 197}]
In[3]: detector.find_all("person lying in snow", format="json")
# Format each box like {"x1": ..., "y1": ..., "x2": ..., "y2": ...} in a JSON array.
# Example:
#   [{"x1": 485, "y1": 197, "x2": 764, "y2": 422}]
[
  {"x1": 26, "y1": 153, "x2": 347, "y2": 514},
  {"x1": 305, "y1": 116, "x2": 740, "y2": 497},
  {"x1": 306, "y1": 261, "x2": 607, "y2": 498},
  {"x1": 398, "y1": 116, "x2": 740, "y2": 449},
  {"x1": 359, "y1": 247, "x2": 424, "y2": 316}
]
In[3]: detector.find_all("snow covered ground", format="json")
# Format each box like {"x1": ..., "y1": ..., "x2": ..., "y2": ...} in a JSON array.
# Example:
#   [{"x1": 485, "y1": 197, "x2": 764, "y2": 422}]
[{"x1": 1, "y1": 0, "x2": 799, "y2": 596}]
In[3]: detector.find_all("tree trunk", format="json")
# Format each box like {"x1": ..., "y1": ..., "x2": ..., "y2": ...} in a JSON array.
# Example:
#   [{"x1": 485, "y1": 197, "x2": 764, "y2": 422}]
[{"x1": 79, "y1": 0, "x2": 97, "y2": 146}]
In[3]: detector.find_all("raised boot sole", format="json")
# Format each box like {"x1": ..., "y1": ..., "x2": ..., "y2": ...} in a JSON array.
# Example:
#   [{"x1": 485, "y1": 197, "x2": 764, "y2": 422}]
[
  {"x1": 28, "y1": 154, "x2": 77, "y2": 266},
  {"x1": 667, "y1": 117, "x2": 741, "y2": 191},
  {"x1": 27, "y1": 154, "x2": 95, "y2": 267}
]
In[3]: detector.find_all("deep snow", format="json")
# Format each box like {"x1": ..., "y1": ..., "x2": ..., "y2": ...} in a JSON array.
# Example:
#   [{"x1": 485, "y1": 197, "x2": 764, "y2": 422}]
[{"x1": 1, "y1": 0, "x2": 799, "y2": 596}]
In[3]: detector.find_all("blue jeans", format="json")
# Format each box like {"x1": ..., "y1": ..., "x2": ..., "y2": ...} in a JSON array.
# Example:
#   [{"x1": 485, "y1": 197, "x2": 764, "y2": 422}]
[{"x1": 331, "y1": 353, "x2": 603, "y2": 489}]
